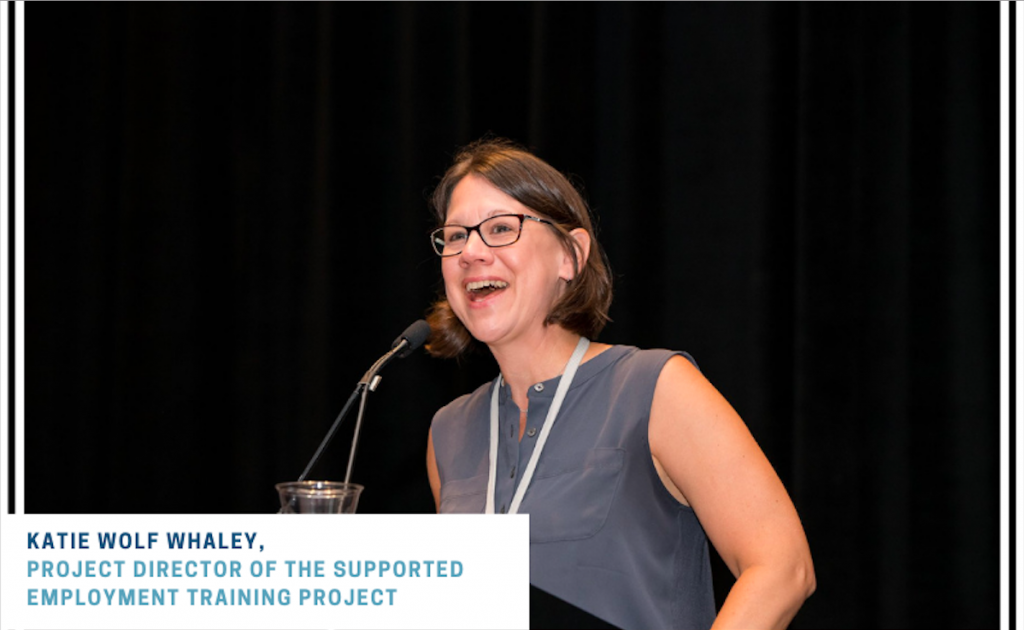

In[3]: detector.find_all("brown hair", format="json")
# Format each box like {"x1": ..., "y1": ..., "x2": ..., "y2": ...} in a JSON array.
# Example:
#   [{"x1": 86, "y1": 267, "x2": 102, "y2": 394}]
[{"x1": 425, "y1": 138, "x2": 613, "y2": 358}]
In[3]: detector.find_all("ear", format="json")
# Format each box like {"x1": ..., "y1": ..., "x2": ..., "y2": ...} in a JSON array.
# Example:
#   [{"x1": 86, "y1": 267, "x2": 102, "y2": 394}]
[{"x1": 559, "y1": 228, "x2": 591, "y2": 282}]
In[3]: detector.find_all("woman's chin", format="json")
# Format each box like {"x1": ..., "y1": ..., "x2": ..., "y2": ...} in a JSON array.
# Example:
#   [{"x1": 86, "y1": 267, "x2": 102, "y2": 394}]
[
  {"x1": 459, "y1": 317, "x2": 513, "y2": 347},
  {"x1": 464, "y1": 326, "x2": 505, "y2": 347}
]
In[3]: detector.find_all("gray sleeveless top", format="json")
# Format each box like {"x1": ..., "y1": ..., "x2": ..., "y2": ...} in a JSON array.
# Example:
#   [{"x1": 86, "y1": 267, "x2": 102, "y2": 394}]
[{"x1": 430, "y1": 345, "x2": 716, "y2": 630}]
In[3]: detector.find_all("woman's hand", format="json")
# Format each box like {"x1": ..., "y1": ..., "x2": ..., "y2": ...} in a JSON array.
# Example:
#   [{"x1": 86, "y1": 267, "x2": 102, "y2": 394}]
[{"x1": 649, "y1": 356, "x2": 816, "y2": 629}]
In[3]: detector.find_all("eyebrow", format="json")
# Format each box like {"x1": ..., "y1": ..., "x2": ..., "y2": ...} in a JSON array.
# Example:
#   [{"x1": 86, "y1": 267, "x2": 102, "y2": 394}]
[{"x1": 445, "y1": 209, "x2": 513, "y2": 226}]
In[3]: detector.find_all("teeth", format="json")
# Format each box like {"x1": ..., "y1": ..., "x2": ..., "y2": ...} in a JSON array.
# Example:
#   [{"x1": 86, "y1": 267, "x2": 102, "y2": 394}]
[{"x1": 467, "y1": 280, "x2": 509, "y2": 291}]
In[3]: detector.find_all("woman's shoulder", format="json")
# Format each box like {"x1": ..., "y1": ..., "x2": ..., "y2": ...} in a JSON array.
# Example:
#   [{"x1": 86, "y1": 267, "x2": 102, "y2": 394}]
[
  {"x1": 431, "y1": 378, "x2": 495, "y2": 429},
  {"x1": 600, "y1": 344, "x2": 699, "y2": 375},
  {"x1": 568, "y1": 344, "x2": 701, "y2": 408}
]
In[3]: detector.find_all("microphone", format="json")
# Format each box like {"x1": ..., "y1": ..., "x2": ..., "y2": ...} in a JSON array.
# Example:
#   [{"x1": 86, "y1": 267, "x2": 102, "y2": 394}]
[
  {"x1": 391, "y1": 319, "x2": 432, "y2": 358},
  {"x1": 295, "y1": 319, "x2": 430, "y2": 485}
]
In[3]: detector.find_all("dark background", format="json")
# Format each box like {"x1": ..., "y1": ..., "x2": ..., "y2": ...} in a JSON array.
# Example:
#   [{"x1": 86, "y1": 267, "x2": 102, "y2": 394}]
[{"x1": 25, "y1": 3, "x2": 999, "y2": 628}]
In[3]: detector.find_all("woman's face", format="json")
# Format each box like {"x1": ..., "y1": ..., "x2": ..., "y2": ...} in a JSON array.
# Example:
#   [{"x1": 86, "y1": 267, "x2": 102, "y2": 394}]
[{"x1": 441, "y1": 174, "x2": 576, "y2": 349}]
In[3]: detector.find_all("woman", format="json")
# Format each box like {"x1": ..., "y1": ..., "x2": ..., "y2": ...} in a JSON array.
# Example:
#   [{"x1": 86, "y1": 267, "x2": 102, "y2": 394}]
[{"x1": 425, "y1": 139, "x2": 815, "y2": 630}]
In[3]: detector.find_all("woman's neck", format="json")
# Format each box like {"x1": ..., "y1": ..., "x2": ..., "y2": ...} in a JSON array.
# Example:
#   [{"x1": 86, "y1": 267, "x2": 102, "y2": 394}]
[{"x1": 488, "y1": 326, "x2": 605, "y2": 412}]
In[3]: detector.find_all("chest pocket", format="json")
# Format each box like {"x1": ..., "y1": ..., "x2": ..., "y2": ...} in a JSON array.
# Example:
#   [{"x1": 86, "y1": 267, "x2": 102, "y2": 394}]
[
  {"x1": 522, "y1": 448, "x2": 625, "y2": 543},
  {"x1": 439, "y1": 473, "x2": 488, "y2": 513}
]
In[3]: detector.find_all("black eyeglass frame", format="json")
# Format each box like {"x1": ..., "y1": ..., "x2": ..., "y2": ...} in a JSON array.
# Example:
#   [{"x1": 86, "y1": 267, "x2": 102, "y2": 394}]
[{"x1": 430, "y1": 213, "x2": 556, "y2": 257}]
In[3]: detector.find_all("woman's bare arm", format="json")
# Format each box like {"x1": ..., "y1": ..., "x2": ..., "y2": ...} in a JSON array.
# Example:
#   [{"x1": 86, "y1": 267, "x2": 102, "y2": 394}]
[
  {"x1": 649, "y1": 356, "x2": 816, "y2": 630},
  {"x1": 426, "y1": 430, "x2": 441, "y2": 513}
]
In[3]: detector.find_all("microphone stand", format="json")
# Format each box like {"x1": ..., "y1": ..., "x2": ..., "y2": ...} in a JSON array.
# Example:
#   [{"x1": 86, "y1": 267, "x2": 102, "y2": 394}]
[
  {"x1": 343, "y1": 343, "x2": 405, "y2": 485},
  {"x1": 296, "y1": 339, "x2": 408, "y2": 483},
  {"x1": 296, "y1": 385, "x2": 363, "y2": 483}
]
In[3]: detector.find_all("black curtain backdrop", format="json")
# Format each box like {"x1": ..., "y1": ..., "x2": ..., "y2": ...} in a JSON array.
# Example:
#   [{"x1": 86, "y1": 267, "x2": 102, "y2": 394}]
[{"x1": 25, "y1": 3, "x2": 998, "y2": 629}]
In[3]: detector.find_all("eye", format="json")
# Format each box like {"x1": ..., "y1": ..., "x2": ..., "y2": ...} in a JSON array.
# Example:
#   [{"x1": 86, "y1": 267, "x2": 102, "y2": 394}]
[
  {"x1": 446, "y1": 229, "x2": 467, "y2": 243},
  {"x1": 487, "y1": 217, "x2": 519, "y2": 235}
]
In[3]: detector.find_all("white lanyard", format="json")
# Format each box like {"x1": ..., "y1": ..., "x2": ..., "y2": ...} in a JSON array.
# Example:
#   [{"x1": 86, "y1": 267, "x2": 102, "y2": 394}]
[{"x1": 485, "y1": 337, "x2": 590, "y2": 515}]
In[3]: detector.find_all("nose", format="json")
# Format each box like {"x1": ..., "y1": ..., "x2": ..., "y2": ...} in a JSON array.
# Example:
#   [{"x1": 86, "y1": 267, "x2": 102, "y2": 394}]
[{"x1": 458, "y1": 228, "x2": 492, "y2": 266}]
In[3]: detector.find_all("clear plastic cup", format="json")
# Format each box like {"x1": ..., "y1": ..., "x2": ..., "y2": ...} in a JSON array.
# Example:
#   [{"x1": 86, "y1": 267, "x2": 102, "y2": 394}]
[{"x1": 275, "y1": 481, "x2": 364, "y2": 514}]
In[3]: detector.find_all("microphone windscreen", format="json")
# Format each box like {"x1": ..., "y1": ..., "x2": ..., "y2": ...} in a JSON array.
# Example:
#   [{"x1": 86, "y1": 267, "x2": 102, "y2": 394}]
[{"x1": 392, "y1": 319, "x2": 432, "y2": 357}]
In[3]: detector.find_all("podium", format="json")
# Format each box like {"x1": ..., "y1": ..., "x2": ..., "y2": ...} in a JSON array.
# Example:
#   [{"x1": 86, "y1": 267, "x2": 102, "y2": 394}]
[{"x1": 530, "y1": 585, "x2": 620, "y2": 629}]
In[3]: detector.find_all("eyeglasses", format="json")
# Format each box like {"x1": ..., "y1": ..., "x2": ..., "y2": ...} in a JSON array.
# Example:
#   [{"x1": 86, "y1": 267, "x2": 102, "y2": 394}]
[{"x1": 430, "y1": 214, "x2": 555, "y2": 257}]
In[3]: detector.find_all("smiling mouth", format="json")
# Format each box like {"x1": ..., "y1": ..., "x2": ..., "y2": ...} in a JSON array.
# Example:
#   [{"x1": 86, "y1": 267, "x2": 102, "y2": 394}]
[{"x1": 466, "y1": 280, "x2": 509, "y2": 301}]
